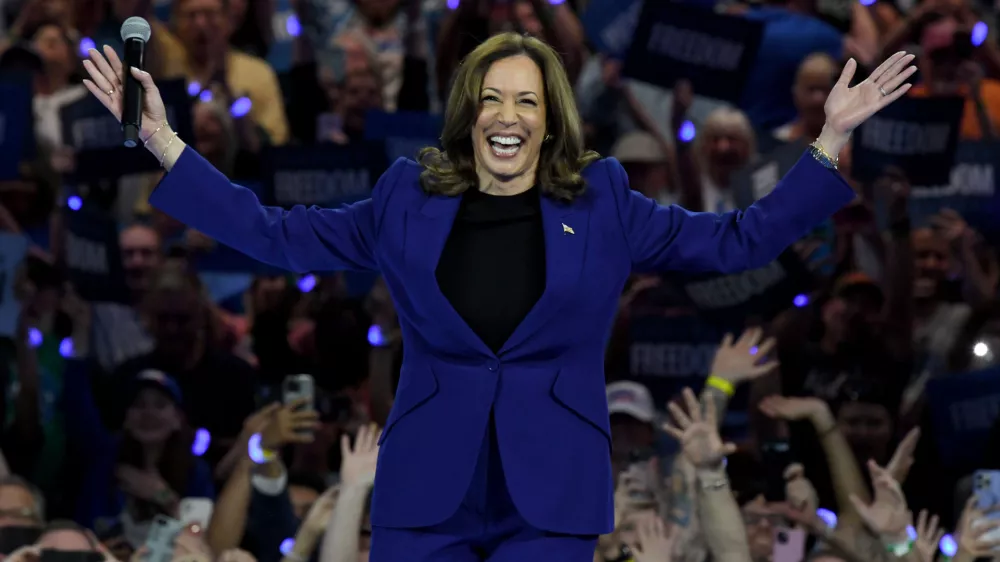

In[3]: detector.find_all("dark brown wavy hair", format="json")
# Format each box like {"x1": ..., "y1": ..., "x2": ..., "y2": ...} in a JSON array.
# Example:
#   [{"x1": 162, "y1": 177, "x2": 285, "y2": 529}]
[{"x1": 418, "y1": 32, "x2": 599, "y2": 202}]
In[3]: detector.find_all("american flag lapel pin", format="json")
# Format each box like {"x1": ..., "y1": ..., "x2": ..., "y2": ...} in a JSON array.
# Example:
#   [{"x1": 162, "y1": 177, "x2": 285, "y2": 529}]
[{"x1": 562, "y1": 223, "x2": 575, "y2": 235}]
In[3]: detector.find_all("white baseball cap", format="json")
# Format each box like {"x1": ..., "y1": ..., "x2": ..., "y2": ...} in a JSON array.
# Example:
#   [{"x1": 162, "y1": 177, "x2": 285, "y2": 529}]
[{"x1": 606, "y1": 381, "x2": 656, "y2": 423}]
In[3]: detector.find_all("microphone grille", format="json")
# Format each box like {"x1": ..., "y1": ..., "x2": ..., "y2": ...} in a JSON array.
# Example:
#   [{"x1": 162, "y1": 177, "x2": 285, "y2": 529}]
[{"x1": 121, "y1": 17, "x2": 152, "y2": 42}]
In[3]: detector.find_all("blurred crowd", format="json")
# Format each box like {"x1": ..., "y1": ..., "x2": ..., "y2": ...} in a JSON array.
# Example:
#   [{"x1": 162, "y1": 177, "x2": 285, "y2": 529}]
[{"x1": 0, "y1": 0, "x2": 999, "y2": 562}]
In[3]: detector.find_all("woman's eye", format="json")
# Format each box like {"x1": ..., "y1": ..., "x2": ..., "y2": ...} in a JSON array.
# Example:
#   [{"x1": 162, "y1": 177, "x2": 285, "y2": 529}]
[
  {"x1": 482, "y1": 95, "x2": 500, "y2": 103},
  {"x1": 519, "y1": 99, "x2": 537, "y2": 106}
]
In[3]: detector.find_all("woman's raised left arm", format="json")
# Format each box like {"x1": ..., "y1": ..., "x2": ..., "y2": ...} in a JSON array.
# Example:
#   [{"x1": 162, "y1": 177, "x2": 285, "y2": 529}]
[{"x1": 615, "y1": 53, "x2": 917, "y2": 274}]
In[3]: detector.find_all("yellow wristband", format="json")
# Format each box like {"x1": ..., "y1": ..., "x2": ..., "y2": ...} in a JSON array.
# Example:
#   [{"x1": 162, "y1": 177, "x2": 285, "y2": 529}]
[{"x1": 706, "y1": 375, "x2": 735, "y2": 397}]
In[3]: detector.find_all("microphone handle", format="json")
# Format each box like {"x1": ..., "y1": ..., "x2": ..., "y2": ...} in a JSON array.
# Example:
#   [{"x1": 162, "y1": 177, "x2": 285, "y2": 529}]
[{"x1": 121, "y1": 38, "x2": 146, "y2": 148}]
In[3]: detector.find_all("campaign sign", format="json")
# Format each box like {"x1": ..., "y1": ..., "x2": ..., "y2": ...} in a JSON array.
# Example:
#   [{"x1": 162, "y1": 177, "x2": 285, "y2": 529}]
[
  {"x1": 907, "y1": 141, "x2": 1000, "y2": 239},
  {"x1": 581, "y1": 0, "x2": 642, "y2": 57},
  {"x1": 666, "y1": 250, "x2": 814, "y2": 327},
  {"x1": 926, "y1": 366, "x2": 1000, "y2": 467},
  {"x1": 731, "y1": 139, "x2": 809, "y2": 209},
  {"x1": 261, "y1": 142, "x2": 389, "y2": 209},
  {"x1": 629, "y1": 308, "x2": 723, "y2": 402},
  {"x1": 266, "y1": 0, "x2": 295, "y2": 73},
  {"x1": 61, "y1": 79, "x2": 194, "y2": 182},
  {"x1": 364, "y1": 110, "x2": 441, "y2": 163},
  {"x1": 622, "y1": 2, "x2": 765, "y2": 103},
  {"x1": 851, "y1": 96, "x2": 963, "y2": 187},
  {"x1": 64, "y1": 204, "x2": 129, "y2": 303},
  {"x1": 0, "y1": 75, "x2": 33, "y2": 181},
  {"x1": 0, "y1": 233, "x2": 28, "y2": 337}
]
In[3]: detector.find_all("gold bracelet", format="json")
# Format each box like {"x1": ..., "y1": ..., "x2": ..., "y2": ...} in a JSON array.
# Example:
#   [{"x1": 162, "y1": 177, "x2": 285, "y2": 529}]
[
  {"x1": 808, "y1": 140, "x2": 839, "y2": 169},
  {"x1": 142, "y1": 121, "x2": 169, "y2": 147},
  {"x1": 159, "y1": 132, "x2": 179, "y2": 167}
]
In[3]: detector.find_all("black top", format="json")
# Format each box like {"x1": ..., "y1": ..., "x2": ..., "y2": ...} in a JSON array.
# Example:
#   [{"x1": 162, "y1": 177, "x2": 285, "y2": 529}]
[{"x1": 435, "y1": 186, "x2": 546, "y2": 353}]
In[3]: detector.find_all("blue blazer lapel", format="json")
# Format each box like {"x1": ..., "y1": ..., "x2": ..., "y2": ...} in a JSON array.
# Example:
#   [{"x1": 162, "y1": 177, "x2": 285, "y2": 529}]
[
  {"x1": 404, "y1": 194, "x2": 493, "y2": 356},
  {"x1": 500, "y1": 196, "x2": 590, "y2": 356}
]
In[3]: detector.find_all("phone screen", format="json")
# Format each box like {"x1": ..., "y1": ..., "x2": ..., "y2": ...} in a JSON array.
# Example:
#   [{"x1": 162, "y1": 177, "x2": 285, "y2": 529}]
[{"x1": 761, "y1": 441, "x2": 793, "y2": 502}]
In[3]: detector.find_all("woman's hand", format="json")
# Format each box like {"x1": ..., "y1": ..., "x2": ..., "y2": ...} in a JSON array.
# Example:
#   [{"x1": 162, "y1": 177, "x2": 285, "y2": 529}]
[
  {"x1": 913, "y1": 510, "x2": 945, "y2": 562},
  {"x1": 340, "y1": 423, "x2": 382, "y2": 489},
  {"x1": 885, "y1": 428, "x2": 920, "y2": 485},
  {"x1": 115, "y1": 466, "x2": 174, "y2": 506},
  {"x1": 709, "y1": 327, "x2": 778, "y2": 386},
  {"x1": 663, "y1": 388, "x2": 736, "y2": 470},
  {"x1": 955, "y1": 495, "x2": 1000, "y2": 558},
  {"x1": 81, "y1": 46, "x2": 171, "y2": 151},
  {"x1": 848, "y1": 460, "x2": 910, "y2": 541},
  {"x1": 758, "y1": 395, "x2": 834, "y2": 431},
  {"x1": 260, "y1": 400, "x2": 320, "y2": 450},
  {"x1": 299, "y1": 485, "x2": 339, "y2": 537},
  {"x1": 784, "y1": 464, "x2": 819, "y2": 513},
  {"x1": 819, "y1": 52, "x2": 917, "y2": 154}
]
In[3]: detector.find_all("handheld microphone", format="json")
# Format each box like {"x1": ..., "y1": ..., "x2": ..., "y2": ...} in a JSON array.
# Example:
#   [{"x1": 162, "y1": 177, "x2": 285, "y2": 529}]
[{"x1": 120, "y1": 17, "x2": 152, "y2": 148}]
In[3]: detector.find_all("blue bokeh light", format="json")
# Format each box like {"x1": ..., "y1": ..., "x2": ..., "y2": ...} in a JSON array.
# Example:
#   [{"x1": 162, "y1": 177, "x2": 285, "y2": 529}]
[
  {"x1": 678, "y1": 120, "x2": 696, "y2": 142},
  {"x1": 279, "y1": 539, "x2": 295, "y2": 556},
  {"x1": 816, "y1": 508, "x2": 837, "y2": 528},
  {"x1": 972, "y1": 22, "x2": 988, "y2": 47},
  {"x1": 79, "y1": 38, "x2": 95, "y2": 57},
  {"x1": 286, "y1": 15, "x2": 301, "y2": 37},
  {"x1": 447, "y1": 0, "x2": 460, "y2": 8},
  {"x1": 28, "y1": 328, "x2": 42, "y2": 348},
  {"x1": 192, "y1": 428, "x2": 211, "y2": 456},
  {"x1": 58, "y1": 338, "x2": 73, "y2": 358},
  {"x1": 859, "y1": 0, "x2": 876, "y2": 6},
  {"x1": 248, "y1": 433, "x2": 266, "y2": 463},
  {"x1": 297, "y1": 274, "x2": 317, "y2": 293},
  {"x1": 187, "y1": 81, "x2": 201, "y2": 96},
  {"x1": 199, "y1": 90, "x2": 213, "y2": 103},
  {"x1": 68, "y1": 196, "x2": 83, "y2": 211},
  {"x1": 940, "y1": 534, "x2": 957, "y2": 556},
  {"x1": 368, "y1": 325, "x2": 385, "y2": 346},
  {"x1": 907, "y1": 525, "x2": 917, "y2": 541},
  {"x1": 230, "y1": 97, "x2": 252, "y2": 118},
  {"x1": 793, "y1": 294, "x2": 809, "y2": 307},
  {"x1": 749, "y1": 346, "x2": 758, "y2": 355}
]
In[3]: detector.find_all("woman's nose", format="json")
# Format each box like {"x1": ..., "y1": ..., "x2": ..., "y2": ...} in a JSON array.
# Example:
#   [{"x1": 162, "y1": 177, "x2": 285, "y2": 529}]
[{"x1": 498, "y1": 101, "x2": 518, "y2": 126}]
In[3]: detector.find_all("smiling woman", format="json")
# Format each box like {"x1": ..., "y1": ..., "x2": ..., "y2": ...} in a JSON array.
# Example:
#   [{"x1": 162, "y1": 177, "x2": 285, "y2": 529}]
[{"x1": 418, "y1": 32, "x2": 598, "y2": 200}]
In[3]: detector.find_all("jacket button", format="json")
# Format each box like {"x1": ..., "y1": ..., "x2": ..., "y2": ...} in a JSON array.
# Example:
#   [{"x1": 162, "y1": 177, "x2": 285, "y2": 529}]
[{"x1": 487, "y1": 360, "x2": 499, "y2": 372}]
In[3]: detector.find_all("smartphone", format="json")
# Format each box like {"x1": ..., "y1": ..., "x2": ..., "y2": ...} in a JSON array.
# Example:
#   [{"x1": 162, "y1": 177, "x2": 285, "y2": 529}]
[
  {"x1": 283, "y1": 374, "x2": 315, "y2": 409},
  {"x1": 178, "y1": 498, "x2": 213, "y2": 530},
  {"x1": 142, "y1": 515, "x2": 184, "y2": 562},
  {"x1": 761, "y1": 441, "x2": 794, "y2": 502},
  {"x1": 973, "y1": 470, "x2": 1000, "y2": 548},
  {"x1": 39, "y1": 551, "x2": 104, "y2": 562},
  {"x1": 772, "y1": 527, "x2": 807, "y2": 562},
  {"x1": 0, "y1": 526, "x2": 41, "y2": 555}
]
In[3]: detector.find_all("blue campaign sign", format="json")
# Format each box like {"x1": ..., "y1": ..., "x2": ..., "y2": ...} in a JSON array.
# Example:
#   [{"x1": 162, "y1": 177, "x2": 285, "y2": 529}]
[
  {"x1": 926, "y1": 366, "x2": 1000, "y2": 467},
  {"x1": 851, "y1": 96, "x2": 964, "y2": 187},
  {"x1": 907, "y1": 141, "x2": 1000, "y2": 239},
  {"x1": 0, "y1": 233, "x2": 28, "y2": 337},
  {"x1": 61, "y1": 79, "x2": 194, "y2": 182},
  {"x1": 665, "y1": 250, "x2": 815, "y2": 329},
  {"x1": 622, "y1": 2, "x2": 765, "y2": 103},
  {"x1": 261, "y1": 142, "x2": 389, "y2": 209},
  {"x1": 364, "y1": 110, "x2": 442, "y2": 141},
  {"x1": 64, "y1": 204, "x2": 129, "y2": 303},
  {"x1": 267, "y1": 0, "x2": 296, "y2": 73},
  {"x1": 629, "y1": 307, "x2": 722, "y2": 403},
  {"x1": 581, "y1": 0, "x2": 642, "y2": 57},
  {"x1": 731, "y1": 139, "x2": 809, "y2": 209},
  {"x1": 0, "y1": 75, "x2": 34, "y2": 181}
]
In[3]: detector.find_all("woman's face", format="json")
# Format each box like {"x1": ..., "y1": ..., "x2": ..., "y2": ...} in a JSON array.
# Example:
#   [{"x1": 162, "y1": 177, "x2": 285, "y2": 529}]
[
  {"x1": 124, "y1": 388, "x2": 182, "y2": 444},
  {"x1": 471, "y1": 55, "x2": 547, "y2": 189},
  {"x1": 32, "y1": 25, "x2": 72, "y2": 75}
]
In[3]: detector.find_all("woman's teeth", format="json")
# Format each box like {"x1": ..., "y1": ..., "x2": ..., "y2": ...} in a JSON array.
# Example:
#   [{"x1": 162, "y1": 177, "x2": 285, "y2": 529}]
[{"x1": 489, "y1": 135, "x2": 522, "y2": 157}]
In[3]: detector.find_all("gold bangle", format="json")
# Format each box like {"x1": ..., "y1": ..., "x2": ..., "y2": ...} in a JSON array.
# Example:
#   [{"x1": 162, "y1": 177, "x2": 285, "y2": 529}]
[
  {"x1": 706, "y1": 375, "x2": 735, "y2": 397},
  {"x1": 142, "y1": 121, "x2": 169, "y2": 147},
  {"x1": 159, "y1": 132, "x2": 179, "y2": 167},
  {"x1": 809, "y1": 140, "x2": 839, "y2": 169}
]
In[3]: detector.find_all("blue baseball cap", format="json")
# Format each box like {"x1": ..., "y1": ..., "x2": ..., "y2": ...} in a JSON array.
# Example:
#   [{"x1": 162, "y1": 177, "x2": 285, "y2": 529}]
[{"x1": 128, "y1": 369, "x2": 183, "y2": 406}]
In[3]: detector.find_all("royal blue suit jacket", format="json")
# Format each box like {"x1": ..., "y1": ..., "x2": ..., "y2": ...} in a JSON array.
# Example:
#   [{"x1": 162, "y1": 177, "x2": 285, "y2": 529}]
[{"x1": 150, "y1": 148, "x2": 854, "y2": 536}]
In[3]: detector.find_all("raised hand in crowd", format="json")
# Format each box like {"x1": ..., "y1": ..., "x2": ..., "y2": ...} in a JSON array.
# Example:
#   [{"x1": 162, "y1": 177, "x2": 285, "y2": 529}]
[
  {"x1": 913, "y1": 510, "x2": 945, "y2": 562},
  {"x1": 115, "y1": 465, "x2": 179, "y2": 513},
  {"x1": 709, "y1": 328, "x2": 778, "y2": 387},
  {"x1": 320, "y1": 424, "x2": 382, "y2": 562},
  {"x1": 885, "y1": 428, "x2": 921, "y2": 485},
  {"x1": 952, "y1": 495, "x2": 1000, "y2": 562},
  {"x1": 848, "y1": 460, "x2": 910, "y2": 544},
  {"x1": 664, "y1": 388, "x2": 736, "y2": 470},
  {"x1": 627, "y1": 511, "x2": 678, "y2": 562},
  {"x1": 171, "y1": 524, "x2": 214, "y2": 562},
  {"x1": 758, "y1": 395, "x2": 835, "y2": 432},
  {"x1": 784, "y1": 463, "x2": 819, "y2": 514},
  {"x1": 340, "y1": 423, "x2": 381, "y2": 489},
  {"x1": 260, "y1": 399, "x2": 321, "y2": 450}
]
